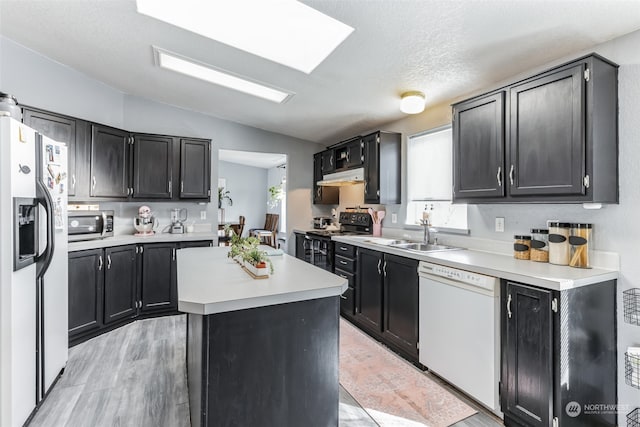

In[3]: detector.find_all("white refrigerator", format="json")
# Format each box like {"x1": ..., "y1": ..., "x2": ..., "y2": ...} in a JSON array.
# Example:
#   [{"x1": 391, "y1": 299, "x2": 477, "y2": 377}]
[{"x1": 0, "y1": 116, "x2": 68, "y2": 427}]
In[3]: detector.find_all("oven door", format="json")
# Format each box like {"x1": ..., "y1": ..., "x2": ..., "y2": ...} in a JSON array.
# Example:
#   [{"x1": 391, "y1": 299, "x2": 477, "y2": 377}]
[{"x1": 308, "y1": 235, "x2": 334, "y2": 273}]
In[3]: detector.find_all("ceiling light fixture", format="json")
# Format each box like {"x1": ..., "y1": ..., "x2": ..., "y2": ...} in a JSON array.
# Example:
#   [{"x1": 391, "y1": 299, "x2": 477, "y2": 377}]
[
  {"x1": 153, "y1": 47, "x2": 292, "y2": 103},
  {"x1": 400, "y1": 91, "x2": 426, "y2": 114},
  {"x1": 137, "y1": 0, "x2": 354, "y2": 74}
]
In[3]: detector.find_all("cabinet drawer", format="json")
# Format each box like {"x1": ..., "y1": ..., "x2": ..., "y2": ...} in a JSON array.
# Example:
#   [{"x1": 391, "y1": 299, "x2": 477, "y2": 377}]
[
  {"x1": 335, "y1": 255, "x2": 356, "y2": 273},
  {"x1": 334, "y1": 268, "x2": 355, "y2": 289},
  {"x1": 335, "y1": 243, "x2": 356, "y2": 258}
]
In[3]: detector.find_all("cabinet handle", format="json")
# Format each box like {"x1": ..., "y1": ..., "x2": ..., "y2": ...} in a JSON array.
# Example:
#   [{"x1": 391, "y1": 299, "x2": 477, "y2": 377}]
[
  {"x1": 330, "y1": 155, "x2": 333, "y2": 166},
  {"x1": 92, "y1": 176, "x2": 96, "y2": 190},
  {"x1": 340, "y1": 246, "x2": 347, "y2": 251},
  {"x1": 98, "y1": 255, "x2": 103, "y2": 271},
  {"x1": 339, "y1": 260, "x2": 347, "y2": 265},
  {"x1": 496, "y1": 166, "x2": 502, "y2": 187},
  {"x1": 377, "y1": 259, "x2": 382, "y2": 275},
  {"x1": 507, "y1": 293, "x2": 512, "y2": 319},
  {"x1": 317, "y1": 187, "x2": 321, "y2": 198},
  {"x1": 107, "y1": 255, "x2": 112, "y2": 270},
  {"x1": 346, "y1": 151, "x2": 350, "y2": 163},
  {"x1": 365, "y1": 180, "x2": 369, "y2": 194},
  {"x1": 338, "y1": 274, "x2": 347, "y2": 279},
  {"x1": 509, "y1": 164, "x2": 514, "y2": 186},
  {"x1": 71, "y1": 174, "x2": 76, "y2": 189},
  {"x1": 383, "y1": 261, "x2": 387, "y2": 277},
  {"x1": 181, "y1": 181, "x2": 184, "y2": 193},
  {"x1": 168, "y1": 180, "x2": 172, "y2": 194},
  {"x1": 340, "y1": 294, "x2": 347, "y2": 300},
  {"x1": 172, "y1": 248, "x2": 176, "y2": 261}
]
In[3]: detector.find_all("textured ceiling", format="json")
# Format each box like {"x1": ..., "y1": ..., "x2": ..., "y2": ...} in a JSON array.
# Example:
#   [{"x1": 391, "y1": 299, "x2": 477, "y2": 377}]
[{"x1": 1, "y1": 0, "x2": 639, "y2": 144}]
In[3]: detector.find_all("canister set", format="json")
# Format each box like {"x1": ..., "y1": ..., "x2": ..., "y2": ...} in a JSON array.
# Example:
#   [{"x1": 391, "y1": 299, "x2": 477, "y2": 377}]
[{"x1": 513, "y1": 222, "x2": 593, "y2": 268}]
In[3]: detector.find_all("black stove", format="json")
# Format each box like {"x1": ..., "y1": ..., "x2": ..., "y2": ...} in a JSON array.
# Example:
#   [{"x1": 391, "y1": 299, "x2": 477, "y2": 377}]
[{"x1": 303, "y1": 212, "x2": 372, "y2": 272}]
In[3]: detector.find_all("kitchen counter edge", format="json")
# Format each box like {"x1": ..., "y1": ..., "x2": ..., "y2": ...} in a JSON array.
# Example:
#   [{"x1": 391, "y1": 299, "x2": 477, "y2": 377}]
[
  {"x1": 332, "y1": 236, "x2": 618, "y2": 291},
  {"x1": 69, "y1": 232, "x2": 217, "y2": 251}
]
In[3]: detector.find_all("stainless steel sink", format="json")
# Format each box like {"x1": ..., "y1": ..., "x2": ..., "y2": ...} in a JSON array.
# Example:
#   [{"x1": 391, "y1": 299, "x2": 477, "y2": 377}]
[{"x1": 389, "y1": 242, "x2": 461, "y2": 252}]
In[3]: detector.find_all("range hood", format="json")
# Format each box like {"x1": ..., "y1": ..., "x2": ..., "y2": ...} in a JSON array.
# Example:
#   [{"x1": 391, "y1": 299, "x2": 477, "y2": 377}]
[{"x1": 317, "y1": 167, "x2": 365, "y2": 187}]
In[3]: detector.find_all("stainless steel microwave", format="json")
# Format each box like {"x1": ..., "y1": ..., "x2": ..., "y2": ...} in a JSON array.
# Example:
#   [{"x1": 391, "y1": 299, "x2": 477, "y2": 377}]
[{"x1": 68, "y1": 210, "x2": 114, "y2": 241}]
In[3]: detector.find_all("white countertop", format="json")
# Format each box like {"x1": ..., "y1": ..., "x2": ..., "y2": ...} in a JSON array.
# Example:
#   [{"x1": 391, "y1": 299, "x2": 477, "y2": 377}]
[
  {"x1": 176, "y1": 247, "x2": 348, "y2": 315},
  {"x1": 69, "y1": 232, "x2": 217, "y2": 251},
  {"x1": 332, "y1": 236, "x2": 618, "y2": 291}
]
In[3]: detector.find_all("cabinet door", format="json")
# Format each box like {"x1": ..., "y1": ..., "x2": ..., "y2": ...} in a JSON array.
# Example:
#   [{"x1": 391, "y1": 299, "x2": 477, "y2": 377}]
[
  {"x1": 103, "y1": 245, "x2": 137, "y2": 324},
  {"x1": 509, "y1": 64, "x2": 585, "y2": 196},
  {"x1": 383, "y1": 254, "x2": 419, "y2": 358},
  {"x1": 346, "y1": 139, "x2": 364, "y2": 169},
  {"x1": 453, "y1": 92, "x2": 505, "y2": 199},
  {"x1": 362, "y1": 133, "x2": 380, "y2": 203},
  {"x1": 321, "y1": 149, "x2": 335, "y2": 174},
  {"x1": 295, "y1": 233, "x2": 308, "y2": 261},
  {"x1": 68, "y1": 249, "x2": 104, "y2": 338},
  {"x1": 132, "y1": 134, "x2": 173, "y2": 199},
  {"x1": 313, "y1": 152, "x2": 338, "y2": 204},
  {"x1": 140, "y1": 244, "x2": 177, "y2": 313},
  {"x1": 356, "y1": 248, "x2": 383, "y2": 333},
  {"x1": 23, "y1": 108, "x2": 78, "y2": 196},
  {"x1": 502, "y1": 281, "x2": 554, "y2": 427},
  {"x1": 90, "y1": 124, "x2": 131, "y2": 198},
  {"x1": 180, "y1": 138, "x2": 211, "y2": 199}
]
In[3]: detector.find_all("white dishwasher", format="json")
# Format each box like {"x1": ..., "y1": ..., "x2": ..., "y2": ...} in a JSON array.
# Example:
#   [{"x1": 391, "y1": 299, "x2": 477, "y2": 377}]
[{"x1": 418, "y1": 261, "x2": 501, "y2": 414}]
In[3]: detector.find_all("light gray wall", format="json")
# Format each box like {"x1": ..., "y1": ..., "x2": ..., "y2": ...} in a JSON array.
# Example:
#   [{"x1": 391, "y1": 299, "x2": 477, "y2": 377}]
[
  {"x1": 0, "y1": 35, "x2": 328, "y2": 252},
  {"x1": 218, "y1": 161, "x2": 268, "y2": 235},
  {"x1": 374, "y1": 29, "x2": 640, "y2": 420}
]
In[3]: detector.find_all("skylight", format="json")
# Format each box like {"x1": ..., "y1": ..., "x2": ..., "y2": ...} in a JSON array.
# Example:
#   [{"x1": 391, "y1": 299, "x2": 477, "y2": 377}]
[
  {"x1": 154, "y1": 48, "x2": 291, "y2": 103},
  {"x1": 137, "y1": 0, "x2": 354, "y2": 74}
]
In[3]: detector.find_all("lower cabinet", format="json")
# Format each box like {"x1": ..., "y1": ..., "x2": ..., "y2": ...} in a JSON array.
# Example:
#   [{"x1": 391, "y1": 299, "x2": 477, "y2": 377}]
[
  {"x1": 353, "y1": 247, "x2": 419, "y2": 363},
  {"x1": 334, "y1": 243, "x2": 357, "y2": 318},
  {"x1": 139, "y1": 243, "x2": 177, "y2": 313},
  {"x1": 501, "y1": 279, "x2": 617, "y2": 427},
  {"x1": 68, "y1": 241, "x2": 211, "y2": 346},
  {"x1": 104, "y1": 245, "x2": 138, "y2": 325},
  {"x1": 68, "y1": 249, "x2": 104, "y2": 337}
]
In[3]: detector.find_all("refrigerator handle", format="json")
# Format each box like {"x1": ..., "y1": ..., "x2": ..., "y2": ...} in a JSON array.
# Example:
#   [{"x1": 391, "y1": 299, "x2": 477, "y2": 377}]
[{"x1": 34, "y1": 177, "x2": 55, "y2": 279}]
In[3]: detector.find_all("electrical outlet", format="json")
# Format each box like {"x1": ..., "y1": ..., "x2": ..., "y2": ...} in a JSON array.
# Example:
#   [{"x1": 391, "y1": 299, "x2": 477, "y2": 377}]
[
  {"x1": 391, "y1": 213, "x2": 398, "y2": 224},
  {"x1": 200, "y1": 211, "x2": 206, "y2": 220},
  {"x1": 495, "y1": 217, "x2": 505, "y2": 232}
]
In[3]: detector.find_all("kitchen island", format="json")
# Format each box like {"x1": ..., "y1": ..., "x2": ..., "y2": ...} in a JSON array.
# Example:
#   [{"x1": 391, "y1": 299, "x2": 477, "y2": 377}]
[{"x1": 176, "y1": 247, "x2": 348, "y2": 427}]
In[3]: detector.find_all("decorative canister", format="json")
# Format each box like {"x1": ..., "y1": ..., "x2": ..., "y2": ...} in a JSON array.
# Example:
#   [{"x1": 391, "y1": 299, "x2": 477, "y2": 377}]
[
  {"x1": 569, "y1": 223, "x2": 592, "y2": 268},
  {"x1": 530, "y1": 229, "x2": 549, "y2": 262},
  {"x1": 548, "y1": 222, "x2": 571, "y2": 265},
  {"x1": 0, "y1": 92, "x2": 22, "y2": 120},
  {"x1": 513, "y1": 235, "x2": 531, "y2": 260}
]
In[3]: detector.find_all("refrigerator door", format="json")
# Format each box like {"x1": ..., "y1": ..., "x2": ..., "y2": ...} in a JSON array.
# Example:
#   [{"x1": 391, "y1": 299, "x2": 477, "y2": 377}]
[
  {"x1": 0, "y1": 117, "x2": 37, "y2": 427},
  {"x1": 36, "y1": 134, "x2": 68, "y2": 400}
]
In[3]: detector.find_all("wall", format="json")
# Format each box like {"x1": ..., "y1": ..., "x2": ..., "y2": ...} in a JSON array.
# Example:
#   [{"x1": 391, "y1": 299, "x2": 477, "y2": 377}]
[
  {"x1": 373, "y1": 29, "x2": 640, "y2": 423},
  {"x1": 0, "y1": 36, "x2": 328, "y2": 252},
  {"x1": 218, "y1": 161, "x2": 268, "y2": 235},
  {"x1": 267, "y1": 165, "x2": 287, "y2": 232}
]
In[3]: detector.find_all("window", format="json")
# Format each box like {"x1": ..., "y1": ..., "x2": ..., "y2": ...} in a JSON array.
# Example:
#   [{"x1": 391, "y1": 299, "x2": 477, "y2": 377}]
[{"x1": 406, "y1": 126, "x2": 468, "y2": 231}]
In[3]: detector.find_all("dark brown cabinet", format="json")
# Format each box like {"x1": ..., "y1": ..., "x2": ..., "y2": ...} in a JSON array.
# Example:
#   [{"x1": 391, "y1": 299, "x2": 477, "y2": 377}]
[
  {"x1": 313, "y1": 152, "x2": 339, "y2": 204},
  {"x1": 334, "y1": 243, "x2": 357, "y2": 318},
  {"x1": 382, "y1": 254, "x2": 419, "y2": 360},
  {"x1": 356, "y1": 248, "x2": 384, "y2": 332},
  {"x1": 453, "y1": 92, "x2": 505, "y2": 199},
  {"x1": 103, "y1": 245, "x2": 138, "y2": 325},
  {"x1": 22, "y1": 107, "x2": 90, "y2": 198},
  {"x1": 90, "y1": 124, "x2": 131, "y2": 199},
  {"x1": 180, "y1": 138, "x2": 211, "y2": 200},
  {"x1": 139, "y1": 243, "x2": 177, "y2": 313},
  {"x1": 132, "y1": 134, "x2": 173, "y2": 199},
  {"x1": 352, "y1": 247, "x2": 419, "y2": 363},
  {"x1": 334, "y1": 137, "x2": 364, "y2": 170},
  {"x1": 68, "y1": 249, "x2": 104, "y2": 339},
  {"x1": 453, "y1": 54, "x2": 618, "y2": 204},
  {"x1": 321, "y1": 149, "x2": 335, "y2": 174},
  {"x1": 500, "y1": 279, "x2": 617, "y2": 427},
  {"x1": 362, "y1": 131, "x2": 401, "y2": 204}
]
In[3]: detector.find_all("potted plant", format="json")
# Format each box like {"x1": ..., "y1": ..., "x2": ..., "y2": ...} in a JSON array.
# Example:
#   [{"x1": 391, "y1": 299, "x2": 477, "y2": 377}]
[
  {"x1": 218, "y1": 187, "x2": 233, "y2": 209},
  {"x1": 242, "y1": 248, "x2": 274, "y2": 276},
  {"x1": 268, "y1": 184, "x2": 283, "y2": 208}
]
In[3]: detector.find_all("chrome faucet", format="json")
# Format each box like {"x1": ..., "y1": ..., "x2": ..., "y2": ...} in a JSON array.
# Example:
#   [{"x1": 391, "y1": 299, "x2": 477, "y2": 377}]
[{"x1": 419, "y1": 219, "x2": 437, "y2": 245}]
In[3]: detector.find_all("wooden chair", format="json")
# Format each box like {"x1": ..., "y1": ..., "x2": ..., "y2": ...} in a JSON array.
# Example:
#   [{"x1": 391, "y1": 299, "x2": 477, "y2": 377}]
[
  {"x1": 250, "y1": 214, "x2": 279, "y2": 247},
  {"x1": 231, "y1": 215, "x2": 245, "y2": 238}
]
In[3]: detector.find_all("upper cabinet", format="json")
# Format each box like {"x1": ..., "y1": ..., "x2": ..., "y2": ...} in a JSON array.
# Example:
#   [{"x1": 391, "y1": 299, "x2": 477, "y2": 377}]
[
  {"x1": 334, "y1": 137, "x2": 364, "y2": 170},
  {"x1": 90, "y1": 124, "x2": 131, "y2": 199},
  {"x1": 132, "y1": 134, "x2": 173, "y2": 199},
  {"x1": 22, "y1": 106, "x2": 211, "y2": 203},
  {"x1": 363, "y1": 131, "x2": 401, "y2": 204},
  {"x1": 179, "y1": 138, "x2": 211, "y2": 200},
  {"x1": 313, "y1": 152, "x2": 339, "y2": 205},
  {"x1": 452, "y1": 54, "x2": 618, "y2": 204}
]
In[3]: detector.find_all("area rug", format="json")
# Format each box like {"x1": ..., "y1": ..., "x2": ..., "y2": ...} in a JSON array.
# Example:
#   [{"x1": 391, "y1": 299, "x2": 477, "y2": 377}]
[{"x1": 339, "y1": 319, "x2": 477, "y2": 427}]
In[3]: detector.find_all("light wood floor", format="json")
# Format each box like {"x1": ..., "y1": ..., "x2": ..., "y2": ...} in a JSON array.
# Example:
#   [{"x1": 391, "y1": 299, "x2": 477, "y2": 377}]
[{"x1": 28, "y1": 314, "x2": 501, "y2": 427}]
